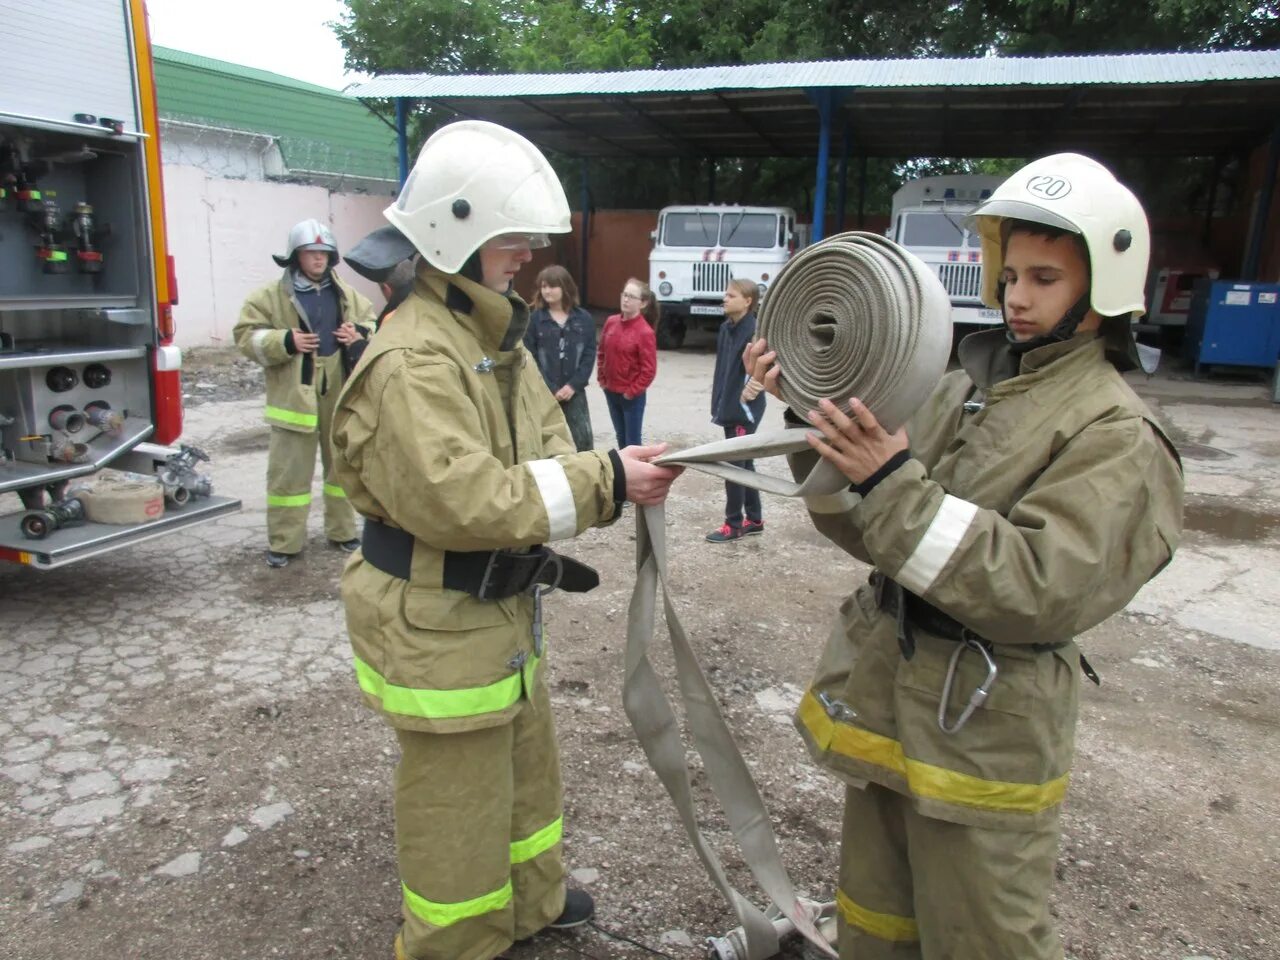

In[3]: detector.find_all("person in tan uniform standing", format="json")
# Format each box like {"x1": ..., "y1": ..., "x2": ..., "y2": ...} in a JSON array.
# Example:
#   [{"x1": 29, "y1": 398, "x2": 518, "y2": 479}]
[
  {"x1": 329, "y1": 121, "x2": 681, "y2": 960},
  {"x1": 745, "y1": 153, "x2": 1184, "y2": 960},
  {"x1": 233, "y1": 219, "x2": 376, "y2": 567}
]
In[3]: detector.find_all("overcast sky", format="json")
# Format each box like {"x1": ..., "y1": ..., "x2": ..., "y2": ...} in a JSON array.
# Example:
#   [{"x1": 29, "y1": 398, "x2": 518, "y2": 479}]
[{"x1": 144, "y1": 0, "x2": 367, "y2": 91}]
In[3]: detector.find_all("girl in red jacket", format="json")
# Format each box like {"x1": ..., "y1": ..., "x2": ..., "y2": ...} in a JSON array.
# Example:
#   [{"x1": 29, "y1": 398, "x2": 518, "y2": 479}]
[{"x1": 597, "y1": 277, "x2": 658, "y2": 446}]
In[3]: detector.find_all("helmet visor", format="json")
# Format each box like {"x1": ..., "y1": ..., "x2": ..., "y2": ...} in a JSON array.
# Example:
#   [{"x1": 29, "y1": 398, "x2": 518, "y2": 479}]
[
  {"x1": 485, "y1": 232, "x2": 551, "y2": 251},
  {"x1": 966, "y1": 198, "x2": 1080, "y2": 235}
]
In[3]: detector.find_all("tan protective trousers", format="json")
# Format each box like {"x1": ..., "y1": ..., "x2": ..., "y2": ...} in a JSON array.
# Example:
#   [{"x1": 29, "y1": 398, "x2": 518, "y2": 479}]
[
  {"x1": 265, "y1": 360, "x2": 355, "y2": 554},
  {"x1": 392, "y1": 675, "x2": 565, "y2": 960},
  {"x1": 837, "y1": 782, "x2": 1064, "y2": 960}
]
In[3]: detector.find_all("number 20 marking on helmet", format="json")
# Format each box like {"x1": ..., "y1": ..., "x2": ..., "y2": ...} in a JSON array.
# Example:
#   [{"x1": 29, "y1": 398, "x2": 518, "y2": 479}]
[{"x1": 1026, "y1": 175, "x2": 1072, "y2": 200}]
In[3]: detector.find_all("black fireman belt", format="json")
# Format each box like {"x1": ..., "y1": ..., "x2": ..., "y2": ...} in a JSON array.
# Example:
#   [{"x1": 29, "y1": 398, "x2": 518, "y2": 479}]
[
  {"x1": 360, "y1": 519, "x2": 599, "y2": 598},
  {"x1": 869, "y1": 569, "x2": 1099, "y2": 685},
  {"x1": 871, "y1": 569, "x2": 974, "y2": 650}
]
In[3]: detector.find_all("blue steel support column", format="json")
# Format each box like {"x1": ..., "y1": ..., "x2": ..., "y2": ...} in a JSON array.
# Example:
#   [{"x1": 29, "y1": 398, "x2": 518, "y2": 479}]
[
  {"x1": 835, "y1": 122, "x2": 851, "y2": 236},
  {"x1": 806, "y1": 89, "x2": 841, "y2": 242},
  {"x1": 580, "y1": 158, "x2": 591, "y2": 305},
  {"x1": 1242, "y1": 122, "x2": 1280, "y2": 280},
  {"x1": 395, "y1": 98, "x2": 410, "y2": 187}
]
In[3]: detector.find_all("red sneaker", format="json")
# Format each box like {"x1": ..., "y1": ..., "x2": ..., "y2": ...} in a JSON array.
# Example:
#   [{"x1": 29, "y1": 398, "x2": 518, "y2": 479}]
[
  {"x1": 742, "y1": 519, "x2": 765, "y2": 536},
  {"x1": 705, "y1": 523, "x2": 745, "y2": 543}
]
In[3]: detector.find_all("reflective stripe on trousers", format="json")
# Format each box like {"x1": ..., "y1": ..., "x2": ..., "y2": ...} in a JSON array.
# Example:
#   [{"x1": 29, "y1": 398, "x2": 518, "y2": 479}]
[
  {"x1": 401, "y1": 817, "x2": 563, "y2": 928},
  {"x1": 264, "y1": 404, "x2": 318, "y2": 429},
  {"x1": 393, "y1": 675, "x2": 565, "y2": 960},
  {"x1": 837, "y1": 888, "x2": 919, "y2": 944},
  {"x1": 264, "y1": 382, "x2": 355, "y2": 552},
  {"x1": 353, "y1": 653, "x2": 539, "y2": 722},
  {"x1": 837, "y1": 782, "x2": 1064, "y2": 960}
]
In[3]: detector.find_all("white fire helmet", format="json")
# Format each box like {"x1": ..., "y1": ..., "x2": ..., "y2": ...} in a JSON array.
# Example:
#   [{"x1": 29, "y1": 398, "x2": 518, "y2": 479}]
[
  {"x1": 970, "y1": 153, "x2": 1150, "y2": 318},
  {"x1": 273, "y1": 219, "x2": 338, "y2": 267},
  {"x1": 384, "y1": 120, "x2": 571, "y2": 275}
]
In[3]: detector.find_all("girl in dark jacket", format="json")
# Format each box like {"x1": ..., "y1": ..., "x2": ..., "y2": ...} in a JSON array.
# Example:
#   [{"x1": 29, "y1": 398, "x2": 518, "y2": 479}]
[
  {"x1": 523, "y1": 265, "x2": 597, "y2": 451},
  {"x1": 597, "y1": 277, "x2": 658, "y2": 447}
]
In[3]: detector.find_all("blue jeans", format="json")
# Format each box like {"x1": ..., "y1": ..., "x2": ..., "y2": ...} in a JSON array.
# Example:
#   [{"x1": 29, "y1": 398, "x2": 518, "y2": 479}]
[{"x1": 605, "y1": 390, "x2": 646, "y2": 448}]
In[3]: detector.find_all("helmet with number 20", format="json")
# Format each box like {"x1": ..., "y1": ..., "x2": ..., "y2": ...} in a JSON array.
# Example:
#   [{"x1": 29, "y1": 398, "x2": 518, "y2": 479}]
[{"x1": 970, "y1": 153, "x2": 1150, "y2": 319}]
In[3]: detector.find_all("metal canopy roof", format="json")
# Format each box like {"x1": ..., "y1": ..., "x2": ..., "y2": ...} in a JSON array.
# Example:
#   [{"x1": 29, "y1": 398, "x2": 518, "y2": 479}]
[{"x1": 350, "y1": 51, "x2": 1280, "y2": 159}]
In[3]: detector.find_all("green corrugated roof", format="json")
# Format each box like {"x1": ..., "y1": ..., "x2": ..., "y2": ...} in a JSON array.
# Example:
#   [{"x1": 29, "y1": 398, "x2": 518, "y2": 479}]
[{"x1": 153, "y1": 46, "x2": 396, "y2": 183}]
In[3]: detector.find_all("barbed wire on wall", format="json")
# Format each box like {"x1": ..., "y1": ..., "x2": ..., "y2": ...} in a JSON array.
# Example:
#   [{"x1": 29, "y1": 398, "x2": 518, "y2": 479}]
[{"x1": 158, "y1": 118, "x2": 398, "y2": 196}]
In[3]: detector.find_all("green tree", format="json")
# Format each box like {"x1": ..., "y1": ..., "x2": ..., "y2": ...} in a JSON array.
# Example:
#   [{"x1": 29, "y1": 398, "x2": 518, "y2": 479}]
[
  {"x1": 333, "y1": 0, "x2": 1280, "y2": 214},
  {"x1": 333, "y1": 0, "x2": 510, "y2": 74},
  {"x1": 333, "y1": 0, "x2": 656, "y2": 75},
  {"x1": 986, "y1": 0, "x2": 1280, "y2": 53}
]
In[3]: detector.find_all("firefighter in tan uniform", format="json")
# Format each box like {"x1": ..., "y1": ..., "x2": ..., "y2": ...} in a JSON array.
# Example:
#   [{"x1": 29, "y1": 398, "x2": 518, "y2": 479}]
[
  {"x1": 746, "y1": 154, "x2": 1184, "y2": 959},
  {"x1": 232, "y1": 220, "x2": 377, "y2": 567},
  {"x1": 329, "y1": 121, "x2": 681, "y2": 960}
]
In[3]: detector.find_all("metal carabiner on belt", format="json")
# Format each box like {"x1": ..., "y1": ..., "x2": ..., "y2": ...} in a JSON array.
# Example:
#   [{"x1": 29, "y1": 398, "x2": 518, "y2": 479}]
[
  {"x1": 529, "y1": 554, "x2": 564, "y2": 659},
  {"x1": 937, "y1": 634, "x2": 998, "y2": 734}
]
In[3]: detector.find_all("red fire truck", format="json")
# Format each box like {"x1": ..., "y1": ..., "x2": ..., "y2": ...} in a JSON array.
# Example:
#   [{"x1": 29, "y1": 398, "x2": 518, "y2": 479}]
[{"x1": 0, "y1": 0, "x2": 239, "y2": 568}]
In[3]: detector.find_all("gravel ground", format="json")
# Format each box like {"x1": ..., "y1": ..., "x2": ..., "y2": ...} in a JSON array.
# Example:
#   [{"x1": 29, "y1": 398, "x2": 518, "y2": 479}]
[{"x1": 0, "y1": 344, "x2": 1276, "y2": 960}]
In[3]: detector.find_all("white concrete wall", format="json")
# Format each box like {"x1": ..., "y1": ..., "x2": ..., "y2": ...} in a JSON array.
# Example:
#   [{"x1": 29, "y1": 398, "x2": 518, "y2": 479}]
[{"x1": 163, "y1": 163, "x2": 391, "y2": 347}]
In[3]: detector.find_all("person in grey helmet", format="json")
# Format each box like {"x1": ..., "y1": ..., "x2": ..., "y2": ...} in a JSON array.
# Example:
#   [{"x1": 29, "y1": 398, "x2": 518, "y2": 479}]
[{"x1": 232, "y1": 219, "x2": 377, "y2": 568}]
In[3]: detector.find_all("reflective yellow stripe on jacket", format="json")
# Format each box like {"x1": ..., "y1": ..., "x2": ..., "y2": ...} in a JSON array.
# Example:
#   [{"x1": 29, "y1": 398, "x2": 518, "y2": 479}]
[
  {"x1": 264, "y1": 404, "x2": 318, "y2": 429},
  {"x1": 402, "y1": 816, "x2": 563, "y2": 928},
  {"x1": 353, "y1": 654, "x2": 539, "y2": 721},
  {"x1": 798, "y1": 691, "x2": 1069, "y2": 814}
]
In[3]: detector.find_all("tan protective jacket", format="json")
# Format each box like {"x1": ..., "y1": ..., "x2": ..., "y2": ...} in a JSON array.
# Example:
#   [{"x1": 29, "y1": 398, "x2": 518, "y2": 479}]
[
  {"x1": 232, "y1": 271, "x2": 376, "y2": 433},
  {"x1": 331, "y1": 267, "x2": 619, "y2": 734},
  {"x1": 793, "y1": 330, "x2": 1184, "y2": 830}
]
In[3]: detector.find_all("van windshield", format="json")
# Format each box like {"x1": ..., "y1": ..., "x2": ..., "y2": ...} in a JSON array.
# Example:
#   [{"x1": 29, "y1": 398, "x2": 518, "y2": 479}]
[
  {"x1": 720, "y1": 213, "x2": 778, "y2": 248},
  {"x1": 900, "y1": 212, "x2": 979, "y2": 248},
  {"x1": 662, "y1": 212, "x2": 721, "y2": 246}
]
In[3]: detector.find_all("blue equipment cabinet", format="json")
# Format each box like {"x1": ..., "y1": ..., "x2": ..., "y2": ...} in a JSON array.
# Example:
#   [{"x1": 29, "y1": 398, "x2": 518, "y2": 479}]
[{"x1": 1185, "y1": 280, "x2": 1280, "y2": 375}]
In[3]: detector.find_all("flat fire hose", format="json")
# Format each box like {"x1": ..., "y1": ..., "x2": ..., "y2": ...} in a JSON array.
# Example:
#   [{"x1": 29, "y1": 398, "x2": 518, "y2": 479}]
[{"x1": 622, "y1": 233, "x2": 951, "y2": 960}]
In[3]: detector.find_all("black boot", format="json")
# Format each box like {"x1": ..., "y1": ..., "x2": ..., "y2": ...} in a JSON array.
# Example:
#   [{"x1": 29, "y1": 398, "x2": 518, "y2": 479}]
[{"x1": 548, "y1": 889, "x2": 594, "y2": 929}]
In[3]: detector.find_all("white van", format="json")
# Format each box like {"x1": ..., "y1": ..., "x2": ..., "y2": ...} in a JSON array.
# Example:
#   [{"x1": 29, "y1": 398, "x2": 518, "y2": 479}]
[
  {"x1": 887, "y1": 175, "x2": 1007, "y2": 326},
  {"x1": 648, "y1": 205, "x2": 800, "y2": 348}
]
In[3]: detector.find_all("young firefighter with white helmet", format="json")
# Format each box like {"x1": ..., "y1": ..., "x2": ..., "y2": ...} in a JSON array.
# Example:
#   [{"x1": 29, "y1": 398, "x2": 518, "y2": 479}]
[
  {"x1": 330, "y1": 120, "x2": 681, "y2": 960},
  {"x1": 745, "y1": 153, "x2": 1184, "y2": 959},
  {"x1": 232, "y1": 219, "x2": 377, "y2": 567}
]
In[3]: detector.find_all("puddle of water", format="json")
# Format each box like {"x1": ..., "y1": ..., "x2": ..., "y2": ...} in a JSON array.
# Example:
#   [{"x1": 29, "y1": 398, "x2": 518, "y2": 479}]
[
  {"x1": 221, "y1": 428, "x2": 270, "y2": 453},
  {"x1": 1158, "y1": 396, "x2": 1274, "y2": 410},
  {"x1": 1183, "y1": 502, "x2": 1280, "y2": 542},
  {"x1": 1178, "y1": 442, "x2": 1234, "y2": 461}
]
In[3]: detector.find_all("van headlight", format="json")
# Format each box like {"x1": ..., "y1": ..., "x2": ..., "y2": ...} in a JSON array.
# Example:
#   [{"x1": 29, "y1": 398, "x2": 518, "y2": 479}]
[{"x1": 658, "y1": 281, "x2": 672, "y2": 297}]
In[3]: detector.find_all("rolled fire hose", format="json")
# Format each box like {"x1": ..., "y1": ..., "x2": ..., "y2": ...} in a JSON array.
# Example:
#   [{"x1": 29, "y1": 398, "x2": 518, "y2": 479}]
[
  {"x1": 78, "y1": 475, "x2": 166, "y2": 525},
  {"x1": 623, "y1": 232, "x2": 951, "y2": 960}
]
